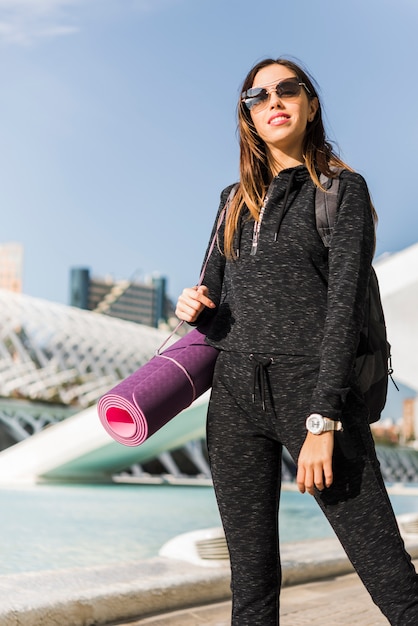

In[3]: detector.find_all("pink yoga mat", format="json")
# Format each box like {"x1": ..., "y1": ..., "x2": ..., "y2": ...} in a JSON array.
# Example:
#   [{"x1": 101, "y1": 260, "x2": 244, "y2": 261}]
[{"x1": 97, "y1": 326, "x2": 218, "y2": 446}]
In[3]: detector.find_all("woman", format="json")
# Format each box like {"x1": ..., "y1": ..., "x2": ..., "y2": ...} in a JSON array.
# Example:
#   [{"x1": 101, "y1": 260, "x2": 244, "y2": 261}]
[{"x1": 175, "y1": 58, "x2": 418, "y2": 625}]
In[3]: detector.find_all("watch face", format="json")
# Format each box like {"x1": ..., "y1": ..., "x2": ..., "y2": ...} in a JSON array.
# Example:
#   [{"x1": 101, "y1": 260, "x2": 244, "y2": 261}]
[{"x1": 307, "y1": 414, "x2": 324, "y2": 434}]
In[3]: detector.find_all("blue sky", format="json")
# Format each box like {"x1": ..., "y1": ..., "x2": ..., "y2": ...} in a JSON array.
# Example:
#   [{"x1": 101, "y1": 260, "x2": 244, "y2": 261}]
[{"x1": 1, "y1": 0, "x2": 417, "y2": 306}]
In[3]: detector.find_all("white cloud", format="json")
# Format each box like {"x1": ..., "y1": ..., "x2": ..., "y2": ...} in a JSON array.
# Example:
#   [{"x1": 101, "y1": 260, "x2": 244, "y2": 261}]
[
  {"x1": 0, "y1": 0, "x2": 79, "y2": 13},
  {"x1": 0, "y1": 0, "x2": 188, "y2": 44},
  {"x1": 0, "y1": 0, "x2": 82, "y2": 45}
]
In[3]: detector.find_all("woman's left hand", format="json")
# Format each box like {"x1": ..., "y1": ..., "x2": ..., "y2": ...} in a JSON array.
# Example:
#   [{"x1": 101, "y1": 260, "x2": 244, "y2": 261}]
[{"x1": 296, "y1": 432, "x2": 334, "y2": 495}]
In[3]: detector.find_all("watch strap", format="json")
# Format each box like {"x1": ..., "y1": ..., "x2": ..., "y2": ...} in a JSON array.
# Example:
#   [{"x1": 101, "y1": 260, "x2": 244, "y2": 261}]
[{"x1": 306, "y1": 413, "x2": 343, "y2": 434}]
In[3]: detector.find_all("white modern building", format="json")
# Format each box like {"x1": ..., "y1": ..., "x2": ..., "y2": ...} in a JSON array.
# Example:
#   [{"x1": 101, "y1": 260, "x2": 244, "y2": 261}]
[{"x1": 375, "y1": 242, "x2": 418, "y2": 434}]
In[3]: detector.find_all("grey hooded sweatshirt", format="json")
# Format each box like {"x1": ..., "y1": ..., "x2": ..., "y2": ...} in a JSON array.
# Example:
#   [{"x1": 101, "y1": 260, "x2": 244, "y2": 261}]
[{"x1": 195, "y1": 165, "x2": 375, "y2": 421}]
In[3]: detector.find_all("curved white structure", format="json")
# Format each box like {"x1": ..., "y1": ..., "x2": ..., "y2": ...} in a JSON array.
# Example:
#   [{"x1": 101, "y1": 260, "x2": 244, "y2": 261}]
[
  {"x1": 0, "y1": 393, "x2": 209, "y2": 484},
  {"x1": 375, "y1": 243, "x2": 418, "y2": 393}
]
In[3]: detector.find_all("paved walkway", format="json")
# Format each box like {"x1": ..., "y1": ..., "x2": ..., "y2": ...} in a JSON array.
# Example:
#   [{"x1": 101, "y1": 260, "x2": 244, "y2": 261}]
[
  {"x1": 110, "y1": 562, "x2": 417, "y2": 626},
  {"x1": 1, "y1": 538, "x2": 416, "y2": 625}
]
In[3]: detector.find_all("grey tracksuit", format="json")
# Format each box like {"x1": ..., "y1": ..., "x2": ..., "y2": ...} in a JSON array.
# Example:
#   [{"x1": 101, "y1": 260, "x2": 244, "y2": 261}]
[{"x1": 197, "y1": 166, "x2": 418, "y2": 625}]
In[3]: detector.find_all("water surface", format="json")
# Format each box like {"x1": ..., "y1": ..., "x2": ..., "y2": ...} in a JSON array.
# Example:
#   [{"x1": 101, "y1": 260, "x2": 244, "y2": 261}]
[{"x1": 1, "y1": 482, "x2": 417, "y2": 575}]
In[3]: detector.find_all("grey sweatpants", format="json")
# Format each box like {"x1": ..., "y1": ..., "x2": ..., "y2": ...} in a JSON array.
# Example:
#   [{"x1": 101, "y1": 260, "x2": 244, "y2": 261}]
[{"x1": 206, "y1": 351, "x2": 418, "y2": 626}]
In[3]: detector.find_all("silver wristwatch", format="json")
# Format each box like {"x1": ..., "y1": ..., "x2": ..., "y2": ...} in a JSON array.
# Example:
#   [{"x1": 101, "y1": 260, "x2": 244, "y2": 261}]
[{"x1": 306, "y1": 413, "x2": 343, "y2": 435}]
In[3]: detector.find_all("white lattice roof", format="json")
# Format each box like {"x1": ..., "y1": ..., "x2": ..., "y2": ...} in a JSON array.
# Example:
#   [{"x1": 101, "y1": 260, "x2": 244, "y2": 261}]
[{"x1": 0, "y1": 289, "x2": 172, "y2": 407}]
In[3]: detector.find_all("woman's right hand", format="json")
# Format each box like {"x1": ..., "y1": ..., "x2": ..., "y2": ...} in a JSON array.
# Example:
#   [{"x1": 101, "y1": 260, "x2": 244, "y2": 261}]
[{"x1": 175, "y1": 285, "x2": 216, "y2": 324}]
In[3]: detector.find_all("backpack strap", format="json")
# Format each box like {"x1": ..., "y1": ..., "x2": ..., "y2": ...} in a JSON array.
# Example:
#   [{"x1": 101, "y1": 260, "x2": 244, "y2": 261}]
[{"x1": 315, "y1": 171, "x2": 341, "y2": 248}]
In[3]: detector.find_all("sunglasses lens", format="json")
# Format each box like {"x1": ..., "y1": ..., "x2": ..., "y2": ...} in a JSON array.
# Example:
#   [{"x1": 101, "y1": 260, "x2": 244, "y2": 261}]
[
  {"x1": 242, "y1": 87, "x2": 269, "y2": 110},
  {"x1": 276, "y1": 79, "x2": 301, "y2": 97}
]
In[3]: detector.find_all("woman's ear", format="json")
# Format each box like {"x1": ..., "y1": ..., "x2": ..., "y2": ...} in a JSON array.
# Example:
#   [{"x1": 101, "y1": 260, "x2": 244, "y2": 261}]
[{"x1": 308, "y1": 97, "x2": 319, "y2": 122}]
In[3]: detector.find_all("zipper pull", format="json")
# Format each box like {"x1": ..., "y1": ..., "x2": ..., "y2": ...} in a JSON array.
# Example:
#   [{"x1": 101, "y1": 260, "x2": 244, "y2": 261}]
[{"x1": 250, "y1": 222, "x2": 261, "y2": 256}]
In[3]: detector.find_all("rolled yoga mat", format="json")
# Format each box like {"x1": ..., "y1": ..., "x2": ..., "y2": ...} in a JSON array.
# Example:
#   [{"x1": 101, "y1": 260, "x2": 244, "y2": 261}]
[{"x1": 97, "y1": 326, "x2": 219, "y2": 446}]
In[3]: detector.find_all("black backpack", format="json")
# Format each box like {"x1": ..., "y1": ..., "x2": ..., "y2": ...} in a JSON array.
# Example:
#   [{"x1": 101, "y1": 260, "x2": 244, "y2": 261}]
[{"x1": 315, "y1": 172, "x2": 396, "y2": 423}]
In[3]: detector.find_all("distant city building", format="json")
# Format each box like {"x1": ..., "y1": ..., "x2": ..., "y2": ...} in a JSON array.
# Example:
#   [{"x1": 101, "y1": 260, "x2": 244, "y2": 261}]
[
  {"x1": 401, "y1": 398, "x2": 418, "y2": 443},
  {"x1": 0, "y1": 243, "x2": 23, "y2": 293},
  {"x1": 69, "y1": 267, "x2": 175, "y2": 328},
  {"x1": 371, "y1": 418, "x2": 401, "y2": 446}
]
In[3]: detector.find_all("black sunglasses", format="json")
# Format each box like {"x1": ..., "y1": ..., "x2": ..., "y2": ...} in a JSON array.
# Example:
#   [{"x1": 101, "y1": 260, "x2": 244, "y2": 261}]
[{"x1": 241, "y1": 77, "x2": 311, "y2": 111}]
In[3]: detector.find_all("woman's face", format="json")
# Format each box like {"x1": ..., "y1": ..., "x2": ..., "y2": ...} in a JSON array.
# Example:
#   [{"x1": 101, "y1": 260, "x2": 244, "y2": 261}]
[{"x1": 249, "y1": 64, "x2": 318, "y2": 163}]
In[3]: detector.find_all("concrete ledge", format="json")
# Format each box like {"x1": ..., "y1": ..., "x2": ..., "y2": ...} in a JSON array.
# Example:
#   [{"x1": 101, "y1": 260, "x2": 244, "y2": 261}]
[
  {"x1": 0, "y1": 558, "x2": 230, "y2": 626},
  {"x1": 1, "y1": 538, "x2": 418, "y2": 626}
]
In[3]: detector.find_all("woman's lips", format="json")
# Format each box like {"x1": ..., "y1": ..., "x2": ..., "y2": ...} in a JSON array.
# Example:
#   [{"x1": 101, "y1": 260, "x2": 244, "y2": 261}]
[{"x1": 268, "y1": 113, "x2": 290, "y2": 125}]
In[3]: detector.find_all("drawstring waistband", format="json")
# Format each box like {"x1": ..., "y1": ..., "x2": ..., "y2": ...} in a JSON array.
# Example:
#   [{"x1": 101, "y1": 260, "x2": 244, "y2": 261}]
[{"x1": 250, "y1": 355, "x2": 273, "y2": 410}]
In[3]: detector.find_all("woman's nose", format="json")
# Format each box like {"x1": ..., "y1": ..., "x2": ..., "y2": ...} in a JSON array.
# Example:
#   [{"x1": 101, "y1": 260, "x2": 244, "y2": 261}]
[{"x1": 268, "y1": 89, "x2": 283, "y2": 108}]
